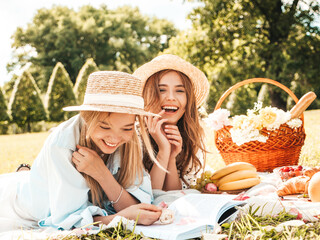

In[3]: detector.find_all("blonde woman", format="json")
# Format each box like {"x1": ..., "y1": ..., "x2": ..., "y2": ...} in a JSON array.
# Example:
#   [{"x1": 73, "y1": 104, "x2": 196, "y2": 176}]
[
  {"x1": 134, "y1": 54, "x2": 210, "y2": 191},
  {"x1": 0, "y1": 71, "x2": 162, "y2": 232}
]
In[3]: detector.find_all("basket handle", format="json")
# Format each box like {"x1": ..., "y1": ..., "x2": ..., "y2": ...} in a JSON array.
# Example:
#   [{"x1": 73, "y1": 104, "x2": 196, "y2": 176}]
[{"x1": 214, "y1": 78, "x2": 303, "y2": 120}]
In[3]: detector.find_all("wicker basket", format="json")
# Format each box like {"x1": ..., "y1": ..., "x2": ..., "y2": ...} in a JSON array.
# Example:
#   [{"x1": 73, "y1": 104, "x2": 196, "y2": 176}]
[{"x1": 214, "y1": 78, "x2": 306, "y2": 172}]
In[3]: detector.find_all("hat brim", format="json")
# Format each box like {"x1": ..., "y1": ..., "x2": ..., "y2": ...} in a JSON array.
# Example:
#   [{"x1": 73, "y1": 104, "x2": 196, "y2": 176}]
[
  {"x1": 63, "y1": 104, "x2": 159, "y2": 117},
  {"x1": 133, "y1": 54, "x2": 210, "y2": 107}
]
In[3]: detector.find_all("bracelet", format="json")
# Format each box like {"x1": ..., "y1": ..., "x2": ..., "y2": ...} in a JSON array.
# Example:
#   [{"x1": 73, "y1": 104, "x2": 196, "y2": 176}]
[{"x1": 110, "y1": 187, "x2": 124, "y2": 207}]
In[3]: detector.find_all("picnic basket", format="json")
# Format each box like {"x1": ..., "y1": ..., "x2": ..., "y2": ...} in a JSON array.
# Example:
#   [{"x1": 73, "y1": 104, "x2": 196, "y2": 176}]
[{"x1": 214, "y1": 78, "x2": 306, "y2": 172}]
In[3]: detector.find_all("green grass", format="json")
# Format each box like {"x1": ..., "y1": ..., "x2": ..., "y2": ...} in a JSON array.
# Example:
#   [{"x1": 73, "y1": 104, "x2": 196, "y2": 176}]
[{"x1": 0, "y1": 131, "x2": 50, "y2": 174}]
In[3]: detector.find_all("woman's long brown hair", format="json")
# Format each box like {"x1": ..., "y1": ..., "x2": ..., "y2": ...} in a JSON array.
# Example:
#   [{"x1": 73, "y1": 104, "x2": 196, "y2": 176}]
[{"x1": 142, "y1": 70, "x2": 207, "y2": 186}]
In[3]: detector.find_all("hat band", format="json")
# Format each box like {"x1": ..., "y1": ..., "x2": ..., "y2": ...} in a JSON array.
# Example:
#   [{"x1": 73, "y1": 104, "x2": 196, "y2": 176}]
[{"x1": 84, "y1": 93, "x2": 144, "y2": 109}]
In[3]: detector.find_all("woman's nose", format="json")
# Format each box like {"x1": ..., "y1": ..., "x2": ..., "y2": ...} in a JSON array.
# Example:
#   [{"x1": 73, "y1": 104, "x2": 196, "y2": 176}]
[
  {"x1": 106, "y1": 135, "x2": 121, "y2": 143},
  {"x1": 166, "y1": 90, "x2": 176, "y2": 101}
]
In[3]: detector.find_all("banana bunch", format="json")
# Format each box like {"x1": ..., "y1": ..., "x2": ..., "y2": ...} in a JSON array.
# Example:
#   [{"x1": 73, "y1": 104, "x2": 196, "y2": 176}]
[{"x1": 211, "y1": 162, "x2": 260, "y2": 191}]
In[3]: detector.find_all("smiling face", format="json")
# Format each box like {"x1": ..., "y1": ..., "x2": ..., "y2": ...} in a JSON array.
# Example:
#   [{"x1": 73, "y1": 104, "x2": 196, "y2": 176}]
[
  {"x1": 157, "y1": 71, "x2": 187, "y2": 124},
  {"x1": 90, "y1": 112, "x2": 136, "y2": 154}
]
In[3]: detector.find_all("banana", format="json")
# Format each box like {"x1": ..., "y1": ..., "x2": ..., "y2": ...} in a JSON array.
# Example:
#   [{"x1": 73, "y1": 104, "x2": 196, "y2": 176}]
[
  {"x1": 211, "y1": 162, "x2": 256, "y2": 180},
  {"x1": 216, "y1": 169, "x2": 258, "y2": 187},
  {"x1": 219, "y1": 177, "x2": 261, "y2": 191}
]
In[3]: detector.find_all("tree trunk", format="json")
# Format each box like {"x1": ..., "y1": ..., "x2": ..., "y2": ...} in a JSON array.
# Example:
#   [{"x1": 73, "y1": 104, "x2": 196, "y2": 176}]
[
  {"x1": 27, "y1": 121, "x2": 31, "y2": 133},
  {"x1": 268, "y1": 88, "x2": 287, "y2": 110}
]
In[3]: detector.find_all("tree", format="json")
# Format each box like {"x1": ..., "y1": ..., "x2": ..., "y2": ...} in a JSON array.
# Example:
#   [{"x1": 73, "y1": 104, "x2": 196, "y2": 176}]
[
  {"x1": 44, "y1": 62, "x2": 76, "y2": 122},
  {"x1": 74, "y1": 58, "x2": 98, "y2": 104},
  {"x1": 0, "y1": 87, "x2": 10, "y2": 122},
  {"x1": 8, "y1": 71, "x2": 46, "y2": 132},
  {"x1": 8, "y1": 5, "x2": 177, "y2": 92},
  {"x1": 166, "y1": 0, "x2": 320, "y2": 112}
]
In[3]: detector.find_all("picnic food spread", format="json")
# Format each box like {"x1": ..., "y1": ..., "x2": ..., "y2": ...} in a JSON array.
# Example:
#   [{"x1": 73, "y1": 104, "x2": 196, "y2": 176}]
[
  {"x1": 192, "y1": 162, "x2": 261, "y2": 192},
  {"x1": 212, "y1": 162, "x2": 260, "y2": 191},
  {"x1": 274, "y1": 166, "x2": 320, "y2": 202}
]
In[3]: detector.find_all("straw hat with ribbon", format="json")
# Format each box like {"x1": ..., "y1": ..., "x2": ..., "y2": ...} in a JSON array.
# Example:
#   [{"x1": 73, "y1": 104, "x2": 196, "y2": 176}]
[
  {"x1": 133, "y1": 54, "x2": 210, "y2": 107},
  {"x1": 63, "y1": 71, "x2": 158, "y2": 117}
]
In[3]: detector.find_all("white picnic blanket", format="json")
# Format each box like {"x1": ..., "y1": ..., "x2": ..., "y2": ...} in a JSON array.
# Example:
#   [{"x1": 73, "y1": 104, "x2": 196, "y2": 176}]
[{"x1": 1, "y1": 174, "x2": 320, "y2": 239}]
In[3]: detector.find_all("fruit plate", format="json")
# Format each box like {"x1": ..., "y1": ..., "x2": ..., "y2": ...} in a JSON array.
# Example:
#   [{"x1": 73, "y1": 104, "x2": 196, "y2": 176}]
[{"x1": 273, "y1": 165, "x2": 304, "y2": 182}]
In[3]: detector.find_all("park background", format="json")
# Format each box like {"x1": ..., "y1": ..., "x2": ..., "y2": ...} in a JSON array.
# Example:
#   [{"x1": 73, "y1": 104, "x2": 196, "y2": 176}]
[
  {"x1": 1, "y1": 0, "x2": 320, "y2": 172},
  {"x1": 1, "y1": 1, "x2": 320, "y2": 238}
]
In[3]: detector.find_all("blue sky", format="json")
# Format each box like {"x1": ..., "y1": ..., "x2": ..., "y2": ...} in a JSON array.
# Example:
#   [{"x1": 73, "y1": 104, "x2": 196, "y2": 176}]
[{"x1": 0, "y1": 0, "x2": 199, "y2": 86}]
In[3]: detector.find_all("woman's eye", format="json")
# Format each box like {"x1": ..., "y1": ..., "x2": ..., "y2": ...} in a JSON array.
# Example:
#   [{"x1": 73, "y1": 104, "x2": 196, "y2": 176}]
[
  {"x1": 177, "y1": 89, "x2": 185, "y2": 93},
  {"x1": 100, "y1": 126, "x2": 110, "y2": 130},
  {"x1": 123, "y1": 128, "x2": 133, "y2": 131},
  {"x1": 159, "y1": 88, "x2": 166, "y2": 92}
]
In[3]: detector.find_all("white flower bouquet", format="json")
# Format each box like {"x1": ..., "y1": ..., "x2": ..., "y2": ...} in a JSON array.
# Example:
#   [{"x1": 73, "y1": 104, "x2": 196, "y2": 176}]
[
  {"x1": 205, "y1": 102, "x2": 303, "y2": 146},
  {"x1": 207, "y1": 78, "x2": 306, "y2": 172}
]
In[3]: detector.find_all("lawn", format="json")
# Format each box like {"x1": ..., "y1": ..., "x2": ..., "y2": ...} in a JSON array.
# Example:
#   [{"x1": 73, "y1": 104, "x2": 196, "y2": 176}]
[{"x1": 1, "y1": 109, "x2": 319, "y2": 174}]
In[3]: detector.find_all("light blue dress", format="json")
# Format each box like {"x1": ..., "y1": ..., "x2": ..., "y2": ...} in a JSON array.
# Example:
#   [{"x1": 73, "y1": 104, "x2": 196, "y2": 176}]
[{"x1": 0, "y1": 115, "x2": 153, "y2": 232}]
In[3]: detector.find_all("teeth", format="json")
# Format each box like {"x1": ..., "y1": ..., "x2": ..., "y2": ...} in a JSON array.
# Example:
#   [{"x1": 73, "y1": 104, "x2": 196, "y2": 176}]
[
  {"x1": 103, "y1": 140, "x2": 117, "y2": 147},
  {"x1": 162, "y1": 106, "x2": 178, "y2": 110}
]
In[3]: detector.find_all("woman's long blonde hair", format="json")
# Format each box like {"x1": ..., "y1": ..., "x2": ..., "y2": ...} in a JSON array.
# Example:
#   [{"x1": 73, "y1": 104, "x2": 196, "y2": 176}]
[
  {"x1": 142, "y1": 70, "x2": 207, "y2": 186},
  {"x1": 79, "y1": 111, "x2": 154, "y2": 207}
]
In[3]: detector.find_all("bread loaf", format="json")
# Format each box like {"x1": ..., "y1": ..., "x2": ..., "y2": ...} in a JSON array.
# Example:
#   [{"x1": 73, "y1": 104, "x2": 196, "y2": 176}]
[
  {"x1": 289, "y1": 92, "x2": 316, "y2": 119},
  {"x1": 308, "y1": 172, "x2": 320, "y2": 202}
]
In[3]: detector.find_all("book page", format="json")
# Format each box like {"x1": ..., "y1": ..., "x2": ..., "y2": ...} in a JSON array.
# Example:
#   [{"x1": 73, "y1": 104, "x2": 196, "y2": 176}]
[
  {"x1": 134, "y1": 193, "x2": 243, "y2": 240},
  {"x1": 169, "y1": 194, "x2": 241, "y2": 222}
]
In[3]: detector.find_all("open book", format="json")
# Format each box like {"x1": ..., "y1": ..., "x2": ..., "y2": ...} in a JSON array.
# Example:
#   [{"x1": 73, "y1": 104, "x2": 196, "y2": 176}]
[{"x1": 133, "y1": 193, "x2": 245, "y2": 240}]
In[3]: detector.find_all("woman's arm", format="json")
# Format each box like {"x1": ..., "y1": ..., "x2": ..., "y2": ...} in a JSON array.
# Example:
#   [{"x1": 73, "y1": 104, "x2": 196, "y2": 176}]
[
  {"x1": 145, "y1": 112, "x2": 173, "y2": 189},
  {"x1": 73, "y1": 146, "x2": 140, "y2": 212},
  {"x1": 162, "y1": 124, "x2": 183, "y2": 190},
  {"x1": 163, "y1": 155, "x2": 182, "y2": 190},
  {"x1": 94, "y1": 203, "x2": 162, "y2": 226}
]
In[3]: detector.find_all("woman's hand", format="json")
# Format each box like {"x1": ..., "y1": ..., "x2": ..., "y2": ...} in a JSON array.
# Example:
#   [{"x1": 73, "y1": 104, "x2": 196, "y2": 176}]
[
  {"x1": 72, "y1": 145, "x2": 107, "y2": 180},
  {"x1": 94, "y1": 203, "x2": 162, "y2": 226},
  {"x1": 164, "y1": 125, "x2": 183, "y2": 159},
  {"x1": 117, "y1": 203, "x2": 162, "y2": 225},
  {"x1": 145, "y1": 110, "x2": 170, "y2": 151}
]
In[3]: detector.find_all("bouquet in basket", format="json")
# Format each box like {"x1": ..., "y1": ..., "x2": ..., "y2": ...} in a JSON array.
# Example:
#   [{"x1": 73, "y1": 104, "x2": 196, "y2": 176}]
[{"x1": 205, "y1": 102, "x2": 303, "y2": 146}]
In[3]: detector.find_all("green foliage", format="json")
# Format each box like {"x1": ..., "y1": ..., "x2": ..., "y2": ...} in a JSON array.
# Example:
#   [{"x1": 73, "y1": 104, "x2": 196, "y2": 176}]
[
  {"x1": 74, "y1": 58, "x2": 98, "y2": 104},
  {"x1": 8, "y1": 71, "x2": 46, "y2": 132},
  {"x1": 166, "y1": 0, "x2": 320, "y2": 112},
  {"x1": 45, "y1": 62, "x2": 76, "y2": 121},
  {"x1": 0, "y1": 87, "x2": 10, "y2": 122},
  {"x1": 8, "y1": 5, "x2": 177, "y2": 92},
  {"x1": 221, "y1": 209, "x2": 320, "y2": 239}
]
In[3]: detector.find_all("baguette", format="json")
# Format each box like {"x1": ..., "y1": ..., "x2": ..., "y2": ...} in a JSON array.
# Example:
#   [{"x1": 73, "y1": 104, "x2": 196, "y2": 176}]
[{"x1": 289, "y1": 92, "x2": 316, "y2": 119}]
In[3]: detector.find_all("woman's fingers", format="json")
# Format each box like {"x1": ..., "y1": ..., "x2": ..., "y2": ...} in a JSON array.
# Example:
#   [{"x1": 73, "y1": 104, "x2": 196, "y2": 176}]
[
  {"x1": 72, "y1": 151, "x2": 84, "y2": 159},
  {"x1": 138, "y1": 203, "x2": 162, "y2": 212},
  {"x1": 155, "y1": 119, "x2": 168, "y2": 131},
  {"x1": 166, "y1": 134, "x2": 182, "y2": 142}
]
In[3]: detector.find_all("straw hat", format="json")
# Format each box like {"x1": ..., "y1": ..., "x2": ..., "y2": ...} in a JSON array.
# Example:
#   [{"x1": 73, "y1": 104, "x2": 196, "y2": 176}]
[
  {"x1": 133, "y1": 54, "x2": 210, "y2": 107},
  {"x1": 63, "y1": 71, "x2": 158, "y2": 116}
]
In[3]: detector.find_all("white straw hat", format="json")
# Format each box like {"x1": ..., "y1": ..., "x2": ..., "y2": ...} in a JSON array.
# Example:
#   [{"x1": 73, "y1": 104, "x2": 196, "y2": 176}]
[
  {"x1": 63, "y1": 71, "x2": 158, "y2": 117},
  {"x1": 133, "y1": 54, "x2": 210, "y2": 107}
]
